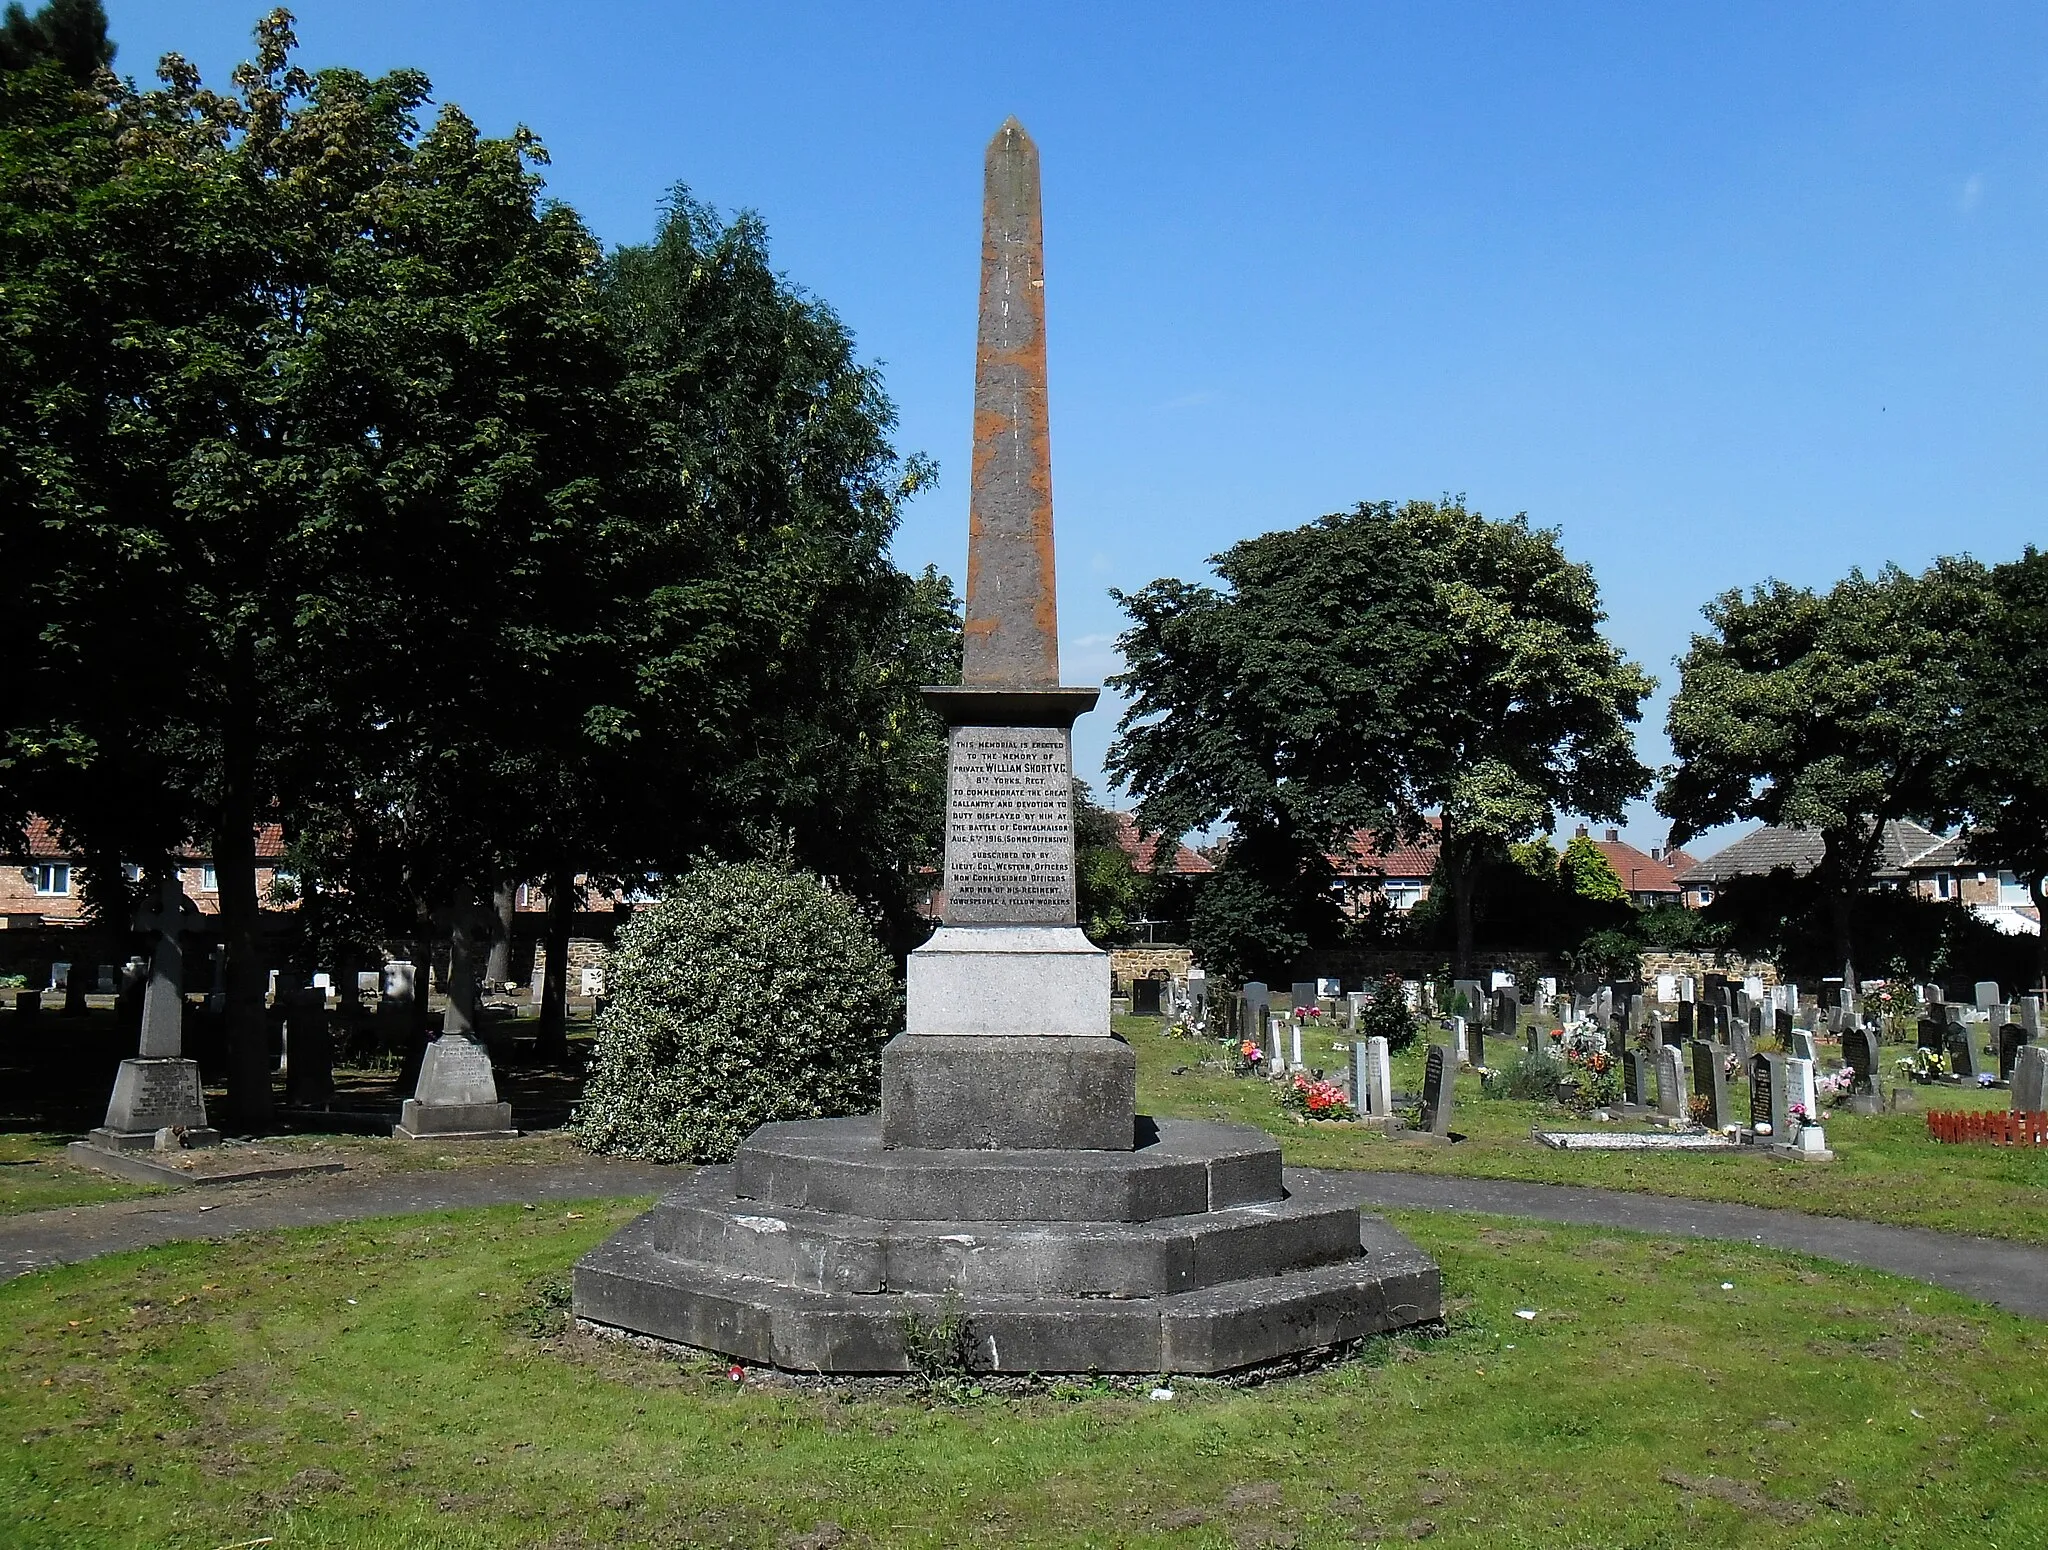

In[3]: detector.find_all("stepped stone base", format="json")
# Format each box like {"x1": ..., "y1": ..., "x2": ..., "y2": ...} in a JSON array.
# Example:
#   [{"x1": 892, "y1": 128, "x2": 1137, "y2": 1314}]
[
  {"x1": 574, "y1": 1116, "x2": 1441, "y2": 1374},
  {"x1": 394, "y1": 1098, "x2": 517, "y2": 1140}
]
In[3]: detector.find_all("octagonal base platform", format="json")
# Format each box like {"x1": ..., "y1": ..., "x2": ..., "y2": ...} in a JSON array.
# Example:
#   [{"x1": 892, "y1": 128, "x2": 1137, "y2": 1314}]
[{"x1": 573, "y1": 1116, "x2": 1441, "y2": 1375}]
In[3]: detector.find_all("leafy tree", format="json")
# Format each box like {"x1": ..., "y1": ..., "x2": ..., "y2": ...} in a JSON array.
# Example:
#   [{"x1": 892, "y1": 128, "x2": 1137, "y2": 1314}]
[
  {"x1": 0, "y1": 0, "x2": 111, "y2": 79},
  {"x1": 1559, "y1": 834, "x2": 1628, "y2": 904},
  {"x1": 1074, "y1": 781, "x2": 1147, "y2": 946},
  {"x1": 1657, "y1": 560, "x2": 1989, "y2": 994},
  {"x1": 1950, "y1": 546, "x2": 2048, "y2": 991},
  {"x1": 1109, "y1": 498, "x2": 1651, "y2": 976}
]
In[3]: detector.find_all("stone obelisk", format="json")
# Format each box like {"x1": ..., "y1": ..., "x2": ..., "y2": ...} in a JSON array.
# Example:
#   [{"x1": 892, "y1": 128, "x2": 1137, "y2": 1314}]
[
  {"x1": 881, "y1": 119, "x2": 1124, "y2": 1150},
  {"x1": 569, "y1": 123, "x2": 1441, "y2": 1374}
]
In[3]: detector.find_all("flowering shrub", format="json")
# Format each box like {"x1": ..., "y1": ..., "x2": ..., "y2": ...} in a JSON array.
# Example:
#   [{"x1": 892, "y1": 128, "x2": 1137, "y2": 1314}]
[
  {"x1": 576, "y1": 861, "x2": 898, "y2": 1163},
  {"x1": 1562, "y1": 1044, "x2": 1622, "y2": 1115},
  {"x1": 1281, "y1": 1073, "x2": 1354, "y2": 1121},
  {"x1": 1231, "y1": 1039, "x2": 1265, "y2": 1076}
]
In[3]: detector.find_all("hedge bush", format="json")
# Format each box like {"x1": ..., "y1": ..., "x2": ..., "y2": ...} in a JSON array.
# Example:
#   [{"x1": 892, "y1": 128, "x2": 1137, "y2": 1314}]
[{"x1": 574, "y1": 860, "x2": 901, "y2": 1162}]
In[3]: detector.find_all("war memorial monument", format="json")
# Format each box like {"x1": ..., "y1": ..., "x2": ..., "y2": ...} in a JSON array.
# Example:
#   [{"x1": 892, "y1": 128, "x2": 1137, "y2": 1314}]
[{"x1": 573, "y1": 120, "x2": 1441, "y2": 1373}]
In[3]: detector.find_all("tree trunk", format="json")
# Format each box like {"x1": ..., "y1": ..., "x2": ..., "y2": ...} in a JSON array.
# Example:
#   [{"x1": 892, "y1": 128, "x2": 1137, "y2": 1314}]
[
  {"x1": 537, "y1": 869, "x2": 574, "y2": 1065},
  {"x1": 216, "y1": 632, "x2": 272, "y2": 1130},
  {"x1": 486, "y1": 878, "x2": 515, "y2": 989},
  {"x1": 1451, "y1": 849, "x2": 1477, "y2": 977},
  {"x1": 215, "y1": 807, "x2": 272, "y2": 1129}
]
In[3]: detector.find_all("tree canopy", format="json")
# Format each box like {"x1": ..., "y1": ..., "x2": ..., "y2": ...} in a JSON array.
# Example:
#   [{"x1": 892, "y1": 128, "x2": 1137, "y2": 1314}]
[
  {"x1": 1108, "y1": 497, "x2": 1652, "y2": 977},
  {"x1": 1657, "y1": 560, "x2": 1989, "y2": 992}
]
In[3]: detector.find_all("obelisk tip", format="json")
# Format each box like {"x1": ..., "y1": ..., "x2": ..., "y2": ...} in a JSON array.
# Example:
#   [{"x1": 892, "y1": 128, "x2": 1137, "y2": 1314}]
[{"x1": 990, "y1": 116, "x2": 1034, "y2": 149}]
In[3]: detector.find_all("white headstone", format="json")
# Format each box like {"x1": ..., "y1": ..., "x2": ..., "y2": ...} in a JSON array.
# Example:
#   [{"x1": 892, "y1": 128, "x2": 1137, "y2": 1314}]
[
  {"x1": 1655, "y1": 973, "x2": 1676, "y2": 1004},
  {"x1": 1361, "y1": 1035, "x2": 1394, "y2": 1118},
  {"x1": 383, "y1": 961, "x2": 416, "y2": 1003},
  {"x1": 1450, "y1": 1015, "x2": 1469, "y2": 1064},
  {"x1": 1489, "y1": 970, "x2": 1515, "y2": 993},
  {"x1": 580, "y1": 965, "x2": 605, "y2": 997},
  {"x1": 1290, "y1": 1019, "x2": 1304, "y2": 1072},
  {"x1": 1266, "y1": 1015, "x2": 1286, "y2": 1076},
  {"x1": 1655, "y1": 1043, "x2": 1688, "y2": 1119},
  {"x1": 1316, "y1": 977, "x2": 1340, "y2": 998},
  {"x1": 1976, "y1": 980, "x2": 2001, "y2": 1011}
]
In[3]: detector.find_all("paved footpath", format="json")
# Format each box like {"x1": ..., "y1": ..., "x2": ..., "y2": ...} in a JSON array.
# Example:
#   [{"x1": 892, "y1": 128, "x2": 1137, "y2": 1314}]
[{"x1": 5, "y1": 1159, "x2": 2045, "y2": 1321}]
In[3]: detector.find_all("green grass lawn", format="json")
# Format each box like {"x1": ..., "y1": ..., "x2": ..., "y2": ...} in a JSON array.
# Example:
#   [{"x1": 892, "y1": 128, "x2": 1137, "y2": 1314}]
[
  {"x1": 0, "y1": 1135, "x2": 160, "y2": 1217},
  {"x1": 1128, "y1": 1016, "x2": 2048, "y2": 1246},
  {"x1": 3, "y1": 1199, "x2": 2043, "y2": 1548}
]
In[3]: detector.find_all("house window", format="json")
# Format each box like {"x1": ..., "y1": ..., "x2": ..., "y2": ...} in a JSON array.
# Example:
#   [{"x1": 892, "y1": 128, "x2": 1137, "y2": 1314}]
[
  {"x1": 1694, "y1": 885, "x2": 1714, "y2": 904},
  {"x1": 121, "y1": 862, "x2": 144, "y2": 882},
  {"x1": 31, "y1": 863, "x2": 69, "y2": 896},
  {"x1": 200, "y1": 865, "x2": 218, "y2": 892},
  {"x1": 1934, "y1": 871, "x2": 1952, "y2": 901}
]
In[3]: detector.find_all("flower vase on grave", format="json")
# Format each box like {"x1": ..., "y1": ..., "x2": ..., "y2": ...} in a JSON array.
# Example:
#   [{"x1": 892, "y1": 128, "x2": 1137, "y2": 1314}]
[
  {"x1": 78, "y1": 880, "x2": 219, "y2": 1156},
  {"x1": 394, "y1": 905, "x2": 516, "y2": 1141}
]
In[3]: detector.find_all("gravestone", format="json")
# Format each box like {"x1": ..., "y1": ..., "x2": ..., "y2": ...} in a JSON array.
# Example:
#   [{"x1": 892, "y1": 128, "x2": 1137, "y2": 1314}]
[
  {"x1": 2011, "y1": 1045, "x2": 2048, "y2": 1114},
  {"x1": 1786, "y1": 1028, "x2": 1817, "y2": 1066},
  {"x1": 2022, "y1": 996, "x2": 2044, "y2": 1040},
  {"x1": 1784, "y1": 1056, "x2": 1819, "y2": 1135},
  {"x1": 1352, "y1": 1034, "x2": 1393, "y2": 1121},
  {"x1": 1290, "y1": 981, "x2": 1319, "y2": 1016},
  {"x1": 395, "y1": 902, "x2": 516, "y2": 1140},
  {"x1": 1675, "y1": 1002, "x2": 1695, "y2": 1041},
  {"x1": 1419, "y1": 1044, "x2": 1455, "y2": 1137},
  {"x1": 1740, "y1": 1006, "x2": 1762, "y2": 1059},
  {"x1": 1655, "y1": 973, "x2": 1676, "y2": 1003},
  {"x1": 1776, "y1": 1008, "x2": 1795, "y2": 1045},
  {"x1": 282, "y1": 980, "x2": 334, "y2": 1109},
  {"x1": 1448, "y1": 1014, "x2": 1469, "y2": 1065},
  {"x1": 1748, "y1": 1052, "x2": 1781, "y2": 1137},
  {"x1": 1289, "y1": 1017, "x2": 1305, "y2": 1072},
  {"x1": 1344, "y1": 990, "x2": 1365, "y2": 1032},
  {"x1": 1843, "y1": 1027, "x2": 1882, "y2": 1114},
  {"x1": 1690, "y1": 1039, "x2": 1729, "y2": 1129},
  {"x1": 83, "y1": 880, "x2": 217, "y2": 1152},
  {"x1": 1976, "y1": 980, "x2": 2001, "y2": 1011},
  {"x1": 1466, "y1": 1016, "x2": 1484, "y2": 1072},
  {"x1": 1131, "y1": 978, "x2": 1162, "y2": 1016},
  {"x1": 15, "y1": 989, "x2": 40, "y2": 1019},
  {"x1": 1998, "y1": 1023, "x2": 2030, "y2": 1084},
  {"x1": 1452, "y1": 978, "x2": 1485, "y2": 1018},
  {"x1": 1186, "y1": 969, "x2": 1207, "y2": 1018},
  {"x1": 1493, "y1": 988, "x2": 1517, "y2": 1035},
  {"x1": 1266, "y1": 1015, "x2": 1286, "y2": 1077},
  {"x1": 1622, "y1": 1049, "x2": 1651, "y2": 1109},
  {"x1": 1917, "y1": 1017, "x2": 1945, "y2": 1057},
  {"x1": 1945, "y1": 1022, "x2": 1979, "y2": 1082},
  {"x1": 1655, "y1": 1043, "x2": 1688, "y2": 1120},
  {"x1": 1242, "y1": 981, "x2": 1270, "y2": 1036}
]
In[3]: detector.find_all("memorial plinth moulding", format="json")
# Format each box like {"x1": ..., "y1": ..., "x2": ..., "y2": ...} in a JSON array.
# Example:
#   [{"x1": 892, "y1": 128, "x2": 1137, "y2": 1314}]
[
  {"x1": 79, "y1": 880, "x2": 219, "y2": 1155},
  {"x1": 574, "y1": 120, "x2": 1441, "y2": 1373}
]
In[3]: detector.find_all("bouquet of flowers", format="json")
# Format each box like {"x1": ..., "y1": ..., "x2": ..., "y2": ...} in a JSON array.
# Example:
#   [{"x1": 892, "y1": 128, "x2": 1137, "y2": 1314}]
[
  {"x1": 1281, "y1": 1073, "x2": 1354, "y2": 1121},
  {"x1": 1894, "y1": 1047, "x2": 1945, "y2": 1084},
  {"x1": 1231, "y1": 1039, "x2": 1265, "y2": 1076},
  {"x1": 1813, "y1": 1066, "x2": 1855, "y2": 1109},
  {"x1": 1788, "y1": 1101, "x2": 1817, "y2": 1132}
]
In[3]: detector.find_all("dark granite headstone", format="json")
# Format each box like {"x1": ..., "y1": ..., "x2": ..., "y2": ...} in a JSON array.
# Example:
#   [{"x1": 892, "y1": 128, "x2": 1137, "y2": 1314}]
[
  {"x1": 1622, "y1": 1049, "x2": 1650, "y2": 1108},
  {"x1": 1999, "y1": 1023, "x2": 2030, "y2": 1083},
  {"x1": 1493, "y1": 988, "x2": 1516, "y2": 1035},
  {"x1": 1945, "y1": 1022, "x2": 1979, "y2": 1081},
  {"x1": 1747, "y1": 1053, "x2": 1778, "y2": 1136},
  {"x1": 1843, "y1": 1026, "x2": 1881, "y2": 1112},
  {"x1": 1420, "y1": 1043, "x2": 1455, "y2": 1136},
  {"x1": 1775, "y1": 1008, "x2": 1794, "y2": 1045},
  {"x1": 1467, "y1": 1018, "x2": 1485, "y2": 1073},
  {"x1": 1131, "y1": 978, "x2": 1162, "y2": 1017},
  {"x1": 1690, "y1": 1038, "x2": 1728, "y2": 1129},
  {"x1": 1676, "y1": 1002, "x2": 1695, "y2": 1041},
  {"x1": 1918, "y1": 1017, "x2": 1946, "y2": 1055}
]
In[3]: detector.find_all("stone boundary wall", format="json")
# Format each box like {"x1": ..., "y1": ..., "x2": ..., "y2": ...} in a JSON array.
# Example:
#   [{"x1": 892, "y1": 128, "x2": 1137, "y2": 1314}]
[
  {"x1": 1638, "y1": 950, "x2": 1779, "y2": 987},
  {"x1": 1109, "y1": 947, "x2": 1194, "y2": 992}
]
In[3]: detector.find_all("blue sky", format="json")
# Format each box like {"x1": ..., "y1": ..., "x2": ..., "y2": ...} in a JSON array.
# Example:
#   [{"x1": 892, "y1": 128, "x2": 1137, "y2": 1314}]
[{"x1": 115, "y1": 3, "x2": 2048, "y2": 858}]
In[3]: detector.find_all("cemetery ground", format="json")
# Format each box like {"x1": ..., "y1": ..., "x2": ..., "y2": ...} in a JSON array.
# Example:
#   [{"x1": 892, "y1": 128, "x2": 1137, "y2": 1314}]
[
  {"x1": 5, "y1": 1193, "x2": 2045, "y2": 1549},
  {"x1": 1128, "y1": 1018, "x2": 2048, "y2": 1246}
]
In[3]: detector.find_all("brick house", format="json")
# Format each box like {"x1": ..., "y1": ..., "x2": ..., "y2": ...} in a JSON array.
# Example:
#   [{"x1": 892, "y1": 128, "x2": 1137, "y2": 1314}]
[
  {"x1": 0, "y1": 817, "x2": 289, "y2": 930},
  {"x1": 1331, "y1": 818, "x2": 1440, "y2": 915},
  {"x1": 1569, "y1": 825, "x2": 1697, "y2": 907}
]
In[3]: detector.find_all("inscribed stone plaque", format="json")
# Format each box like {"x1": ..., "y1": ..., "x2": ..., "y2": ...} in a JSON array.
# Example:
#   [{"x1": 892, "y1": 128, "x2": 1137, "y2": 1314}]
[
  {"x1": 1748, "y1": 1054, "x2": 1776, "y2": 1134},
  {"x1": 1421, "y1": 1044, "x2": 1454, "y2": 1136},
  {"x1": 1844, "y1": 1028, "x2": 1880, "y2": 1095},
  {"x1": 1690, "y1": 1039, "x2": 1727, "y2": 1128},
  {"x1": 1999, "y1": 1024, "x2": 2029, "y2": 1082},
  {"x1": 942, "y1": 725, "x2": 1076, "y2": 924}
]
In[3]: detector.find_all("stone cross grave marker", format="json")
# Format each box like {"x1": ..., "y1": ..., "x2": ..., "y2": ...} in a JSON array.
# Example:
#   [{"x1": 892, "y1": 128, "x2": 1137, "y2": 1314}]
[
  {"x1": 1999, "y1": 1022, "x2": 2030, "y2": 1083},
  {"x1": 2011, "y1": 1045, "x2": 2048, "y2": 1114},
  {"x1": 1655, "y1": 1043, "x2": 1688, "y2": 1119},
  {"x1": 1690, "y1": 1039, "x2": 1728, "y2": 1129},
  {"x1": 84, "y1": 879, "x2": 216, "y2": 1151},
  {"x1": 396, "y1": 900, "x2": 515, "y2": 1141},
  {"x1": 1420, "y1": 1044, "x2": 1455, "y2": 1137}
]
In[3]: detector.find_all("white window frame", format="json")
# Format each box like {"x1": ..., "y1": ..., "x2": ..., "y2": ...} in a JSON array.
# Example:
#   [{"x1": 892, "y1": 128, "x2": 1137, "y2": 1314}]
[
  {"x1": 200, "y1": 864, "x2": 218, "y2": 893},
  {"x1": 1934, "y1": 871, "x2": 1952, "y2": 901},
  {"x1": 31, "y1": 863, "x2": 69, "y2": 896}
]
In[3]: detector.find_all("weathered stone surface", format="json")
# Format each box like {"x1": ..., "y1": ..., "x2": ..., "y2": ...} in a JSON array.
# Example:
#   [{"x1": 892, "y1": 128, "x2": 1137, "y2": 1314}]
[
  {"x1": 942, "y1": 726, "x2": 1078, "y2": 925},
  {"x1": 731, "y1": 1116, "x2": 1279, "y2": 1224},
  {"x1": 394, "y1": 1098, "x2": 515, "y2": 1140},
  {"x1": 97, "y1": 1058, "x2": 212, "y2": 1140},
  {"x1": 962, "y1": 118, "x2": 1058, "y2": 690},
  {"x1": 881, "y1": 1033, "x2": 1134, "y2": 1149},
  {"x1": 904, "y1": 925, "x2": 1109, "y2": 1038},
  {"x1": 575, "y1": 1202, "x2": 1441, "y2": 1376},
  {"x1": 395, "y1": 1032, "x2": 514, "y2": 1140},
  {"x1": 647, "y1": 1168, "x2": 1361, "y2": 1298}
]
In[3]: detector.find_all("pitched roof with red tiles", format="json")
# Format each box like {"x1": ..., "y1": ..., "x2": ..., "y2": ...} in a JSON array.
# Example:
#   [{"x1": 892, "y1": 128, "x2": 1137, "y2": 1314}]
[
  {"x1": 1333, "y1": 816, "x2": 1441, "y2": 880},
  {"x1": 1576, "y1": 827, "x2": 1687, "y2": 895},
  {"x1": 1111, "y1": 814, "x2": 1215, "y2": 875},
  {"x1": 10, "y1": 816, "x2": 285, "y2": 862}
]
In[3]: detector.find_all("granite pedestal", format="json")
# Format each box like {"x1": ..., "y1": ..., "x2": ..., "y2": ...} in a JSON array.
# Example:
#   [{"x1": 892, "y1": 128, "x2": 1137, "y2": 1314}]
[{"x1": 394, "y1": 1033, "x2": 516, "y2": 1140}]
